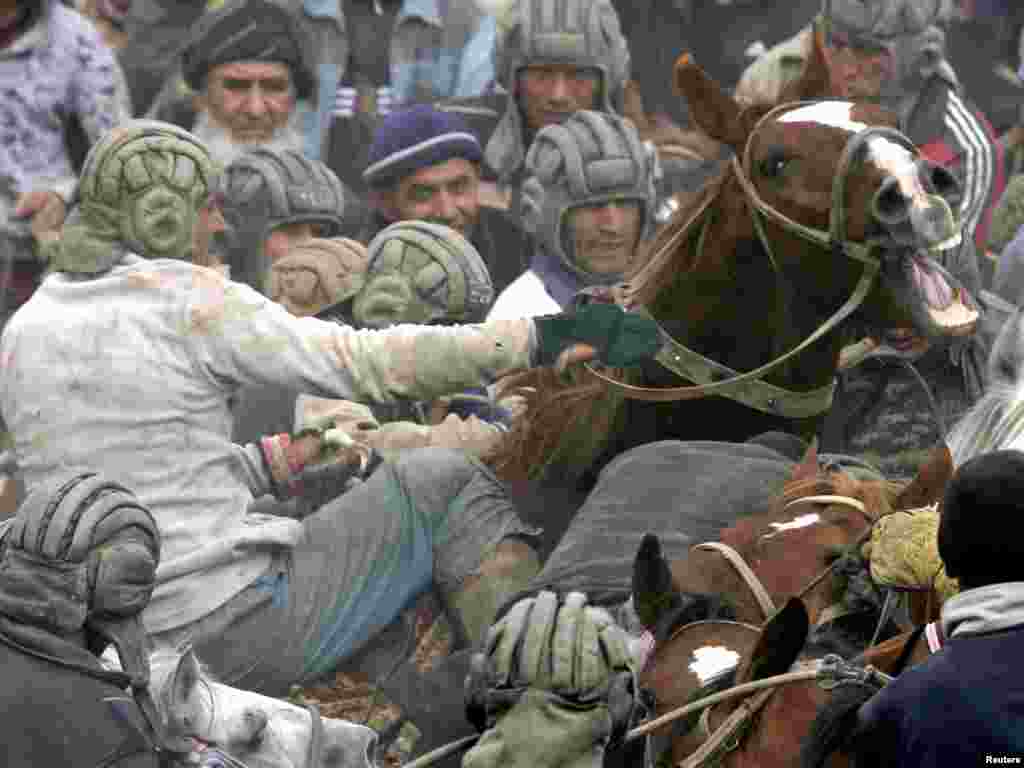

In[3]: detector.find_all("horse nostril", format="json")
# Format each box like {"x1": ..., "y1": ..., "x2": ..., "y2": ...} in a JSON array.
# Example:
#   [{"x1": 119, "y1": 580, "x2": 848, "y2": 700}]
[
  {"x1": 922, "y1": 161, "x2": 961, "y2": 205},
  {"x1": 872, "y1": 178, "x2": 909, "y2": 225}
]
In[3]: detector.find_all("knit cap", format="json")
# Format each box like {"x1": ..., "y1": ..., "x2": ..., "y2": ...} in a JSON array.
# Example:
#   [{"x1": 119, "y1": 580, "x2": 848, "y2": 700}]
[{"x1": 363, "y1": 105, "x2": 483, "y2": 189}]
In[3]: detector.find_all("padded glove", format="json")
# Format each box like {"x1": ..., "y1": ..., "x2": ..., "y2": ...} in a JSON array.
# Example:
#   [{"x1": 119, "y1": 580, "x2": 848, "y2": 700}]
[
  {"x1": 463, "y1": 590, "x2": 637, "y2": 768},
  {"x1": 533, "y1": 303, "x2": 662, "y2": 368}
]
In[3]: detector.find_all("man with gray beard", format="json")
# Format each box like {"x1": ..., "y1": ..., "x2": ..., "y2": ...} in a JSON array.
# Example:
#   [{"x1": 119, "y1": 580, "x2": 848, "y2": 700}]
[{"x1": 149, "y1": 0, "x2": 313, "y2": 168}]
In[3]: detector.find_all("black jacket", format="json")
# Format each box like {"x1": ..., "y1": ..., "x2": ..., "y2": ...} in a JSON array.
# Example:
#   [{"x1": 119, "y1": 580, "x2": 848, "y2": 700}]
[
  {"x1": 0, "y1": 622, "x2": 162, "y2": 768},
  {"x1": 852, "y1": 626, "x2": 1024, "y2": 768}
]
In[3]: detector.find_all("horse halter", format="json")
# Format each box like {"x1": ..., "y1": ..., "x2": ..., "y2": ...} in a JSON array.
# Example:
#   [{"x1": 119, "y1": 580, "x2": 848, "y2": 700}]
[{"x1": 586, "y1": 101, "x2": 931, "y2": 415}]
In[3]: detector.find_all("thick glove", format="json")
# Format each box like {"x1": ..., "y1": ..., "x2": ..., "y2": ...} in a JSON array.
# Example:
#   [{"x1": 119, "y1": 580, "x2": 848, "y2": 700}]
[
  {"x1": 463, "y1": 590, "x2": 637, "y2": 768},
  {"x1": 533, "y1": 304, "x2": 662, "y2": 368}
]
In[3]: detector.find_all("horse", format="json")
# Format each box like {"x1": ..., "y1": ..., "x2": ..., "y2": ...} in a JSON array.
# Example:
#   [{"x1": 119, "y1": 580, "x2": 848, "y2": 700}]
[
  {"x1": 489, "y1": 30, "x2": 978, "y2": 506},
  {"x1": 632, "y1": 443, "x2": 956, "y2": 768},
  {"x1": 139, "y1": 645, "x2": 379, "y2": 768}
]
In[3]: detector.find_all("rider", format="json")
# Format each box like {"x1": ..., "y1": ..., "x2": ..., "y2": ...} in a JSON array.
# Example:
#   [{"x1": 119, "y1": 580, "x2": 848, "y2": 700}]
[
  {"x1": 439, "y1": 0, "x2": 632, "y2": 217},
  {"x1": 213, "y1": 148, "x2": 350, "y2": 294},
  {"x1": 488, "y1": 109, "x2": 658, "y2": 319},
  {"x1": 852, "y1": 449, "x2": 1024, "y2": 766},
  {"x1": 0, "y1": 120, "x2": 660, "y2": 694},
  {"x1": 0, "y1": 472, "x2": 163, "y2": 767}
]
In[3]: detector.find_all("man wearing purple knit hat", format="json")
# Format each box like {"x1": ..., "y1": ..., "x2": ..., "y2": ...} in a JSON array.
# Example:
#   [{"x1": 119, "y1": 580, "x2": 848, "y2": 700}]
[{"x1": 359, "y1": 104, "x2": 531, "y2": 297}]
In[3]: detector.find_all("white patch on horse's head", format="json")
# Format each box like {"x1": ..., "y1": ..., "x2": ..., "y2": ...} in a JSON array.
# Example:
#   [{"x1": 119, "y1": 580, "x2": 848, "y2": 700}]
[
  {"x1": 763, "y1": 512, "x2": 821, "y2": 539},
  {"x1": 148, "y1": 646, "x2": 376, "y2": 768},
  {"x1": 777, "y1": 101, "x2": 918, "y2": 184},
  {"x1": 689, "y1": 645, "x2": 741, "y2": 685}
]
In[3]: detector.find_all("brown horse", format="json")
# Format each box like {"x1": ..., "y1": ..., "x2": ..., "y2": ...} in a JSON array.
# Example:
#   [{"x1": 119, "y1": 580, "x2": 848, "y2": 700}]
[
  {"x1": 489, "y1": 30, "x2": 977, "y2": 490},
  {"x1": 633, "y1": 446, "x2": 954, "y2": 768},
  {"x1": 630, "y1": 440, "x2": 956, "y2": 633},
  {"x1": 636, "y1": 603, "x2": 941, "y2": 768}
]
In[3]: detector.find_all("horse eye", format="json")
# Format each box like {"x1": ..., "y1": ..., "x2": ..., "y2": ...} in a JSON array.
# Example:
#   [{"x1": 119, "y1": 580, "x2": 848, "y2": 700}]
[{"x1": 759, "y1": 150, "x2": 790, "y2": 179}]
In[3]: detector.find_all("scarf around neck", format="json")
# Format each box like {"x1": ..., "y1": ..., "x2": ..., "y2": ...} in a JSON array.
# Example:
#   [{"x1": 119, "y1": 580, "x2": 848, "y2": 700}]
[{"x1": 940, "y1": 582, "x2": 1024, "y2": 639}]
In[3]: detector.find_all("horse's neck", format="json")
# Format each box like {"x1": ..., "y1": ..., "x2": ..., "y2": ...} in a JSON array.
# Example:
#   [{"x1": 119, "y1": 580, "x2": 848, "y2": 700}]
[{"x1": 652, "y1": 216, "x2": 842, "y2": 393}]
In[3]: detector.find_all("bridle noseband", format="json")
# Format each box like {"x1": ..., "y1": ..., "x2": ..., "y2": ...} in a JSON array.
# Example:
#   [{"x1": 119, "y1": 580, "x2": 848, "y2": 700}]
[{"x1": 586, "y1": 101, "x2": 928, "y2": 415}]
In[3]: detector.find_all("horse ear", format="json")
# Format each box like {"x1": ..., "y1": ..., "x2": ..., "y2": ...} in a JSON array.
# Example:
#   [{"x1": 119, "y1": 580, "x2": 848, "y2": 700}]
[
  {"x1": 674, "y1": 53, "x2": 749, "y2": 149},
  {"x1": 633, "y1": 533, "x2": 681, "y2": 630},
  {"x1": 736, "y1": 597, "x2": 810, "y2": 685},
  {"x1": 780, "y1": 25, "x2": 839, "y2": 102},
  {"x1": 170, "y1": 647, "x2": 202, "y2": 708},
  {"x1": 894, "y1": 443, "x2": 954, "y2": 510},
  {"x1": 789, "y1": 437, "x2": 820, "y2": 485}
]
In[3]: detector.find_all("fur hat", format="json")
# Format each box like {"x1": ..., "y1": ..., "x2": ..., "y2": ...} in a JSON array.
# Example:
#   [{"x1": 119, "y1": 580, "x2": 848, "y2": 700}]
[
  {"x1": 363, "y1": 106, "x2": 483, "y2": 190},
  {"x1": 938, "y1": 449, "x2": 1024, "y2": 588},
  {"x1": 182, "y1": 0, "x2": 315, "y2": 100}
]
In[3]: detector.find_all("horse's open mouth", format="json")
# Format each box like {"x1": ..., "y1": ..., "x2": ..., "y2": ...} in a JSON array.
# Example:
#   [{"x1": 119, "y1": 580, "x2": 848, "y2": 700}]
[{"x1": 884, "y1": 236, "x2": 979, "y2": 338}]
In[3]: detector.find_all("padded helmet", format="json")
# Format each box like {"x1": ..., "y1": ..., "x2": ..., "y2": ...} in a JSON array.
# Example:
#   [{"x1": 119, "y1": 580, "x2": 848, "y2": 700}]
[
  {"x1": 521, "y1": 110, "x2": 656, "y2": 282},
  {"x1": 52, "y1": 120, "x2": 217, "y2": 273},
  {"x1": 0, "y1": 472, "x2": 159, "y2": 685},
  {"x1": 353, "y1": 221, "x2": 494, "y2": 327},
  {"x1": 485, "y1": 0, "x2": 630, "y2": 181},
  {"x1": 216, "y1": 148, "x2": 348, "y2": 293}
]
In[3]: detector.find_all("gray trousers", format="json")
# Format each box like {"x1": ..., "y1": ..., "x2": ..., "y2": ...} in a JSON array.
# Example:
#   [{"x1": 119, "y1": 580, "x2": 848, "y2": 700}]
[{"x1": 150, "y1": 448, "x2": 538, "y2": 696}]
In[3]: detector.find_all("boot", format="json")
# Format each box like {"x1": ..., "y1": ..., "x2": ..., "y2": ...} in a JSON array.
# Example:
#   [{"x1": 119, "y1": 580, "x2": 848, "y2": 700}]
[{"x1": 445, "y1": 537, "x2": 542, "y2": 649}]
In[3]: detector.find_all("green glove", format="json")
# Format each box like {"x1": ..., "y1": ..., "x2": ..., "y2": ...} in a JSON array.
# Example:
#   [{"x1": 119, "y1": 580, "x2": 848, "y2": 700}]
[
  {"x1": 463, "y1": 590, "x2": 637, "y2": 768},
  {"x1": 533, "y1": 303, "x2": 662, "y2": 367}
]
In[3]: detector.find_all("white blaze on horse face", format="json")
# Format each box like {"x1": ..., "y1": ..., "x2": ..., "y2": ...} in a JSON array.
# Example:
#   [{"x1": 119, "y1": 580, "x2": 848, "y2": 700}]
[
  {"x1": 777, "y1": 101, "x2": 922, "y2": 199},
  {"x1": 689, "y1": 645, "x2": 741, "y2": 685},
  {"x1": 763, "y1": 512, "x2": 821, "y2": 540}
]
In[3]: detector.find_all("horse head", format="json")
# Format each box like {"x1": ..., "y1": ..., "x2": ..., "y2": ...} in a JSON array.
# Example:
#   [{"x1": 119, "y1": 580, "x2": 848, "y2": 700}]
[
  {"x1": 653, "y1": 28, "x2": 977, "y2": 347},
  {"x1": 632, "y1": 439, "x2": 955, "y2": 641},
  {"x1": 148, "y1": 646, "x2": 378, "y2": 768}
]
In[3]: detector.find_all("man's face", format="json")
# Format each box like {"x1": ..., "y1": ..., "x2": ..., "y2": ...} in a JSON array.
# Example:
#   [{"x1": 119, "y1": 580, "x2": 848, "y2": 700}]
[
  {"x1": 192, "y1": 199, "x2": 226, "y2": 267},
  {"x1": 263, "y1": 222, "x2": 322, "y2": 266},
  {"x1": 517, "y1": 64, "x2": 601, "y2": 134},
  {"x1": 390, "y1": 159, "x2": 481, "y2": 237},
  {"x1": 826, "y1": 31, "x2": 894, "y2": 102},
  {"x1": 201, "y1": 61, "x2": 295, "y2": 144},
  {"x1": 566, "y1": 200, "x2": 642, "y2": 275}
]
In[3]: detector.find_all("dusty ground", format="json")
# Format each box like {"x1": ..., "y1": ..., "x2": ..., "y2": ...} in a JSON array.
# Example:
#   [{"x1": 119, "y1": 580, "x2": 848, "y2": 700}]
[{"x1": 294, "y1": 594, "x2": 455, "y2": 767}]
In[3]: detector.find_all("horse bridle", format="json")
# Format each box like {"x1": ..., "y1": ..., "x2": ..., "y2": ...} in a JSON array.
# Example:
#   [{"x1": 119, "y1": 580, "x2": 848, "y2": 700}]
[{"x1": 585, "y1": 101, "x2": 944, "y2": 414}]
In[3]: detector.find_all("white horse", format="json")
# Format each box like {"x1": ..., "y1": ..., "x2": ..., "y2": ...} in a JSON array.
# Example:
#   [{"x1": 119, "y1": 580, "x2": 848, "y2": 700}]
[
  {"x1": 947, "y1": 305, "x2": 1024, "y2": 465},
  {"x1": 103, "y1": 645, "x2": 378, "y2": 768}
]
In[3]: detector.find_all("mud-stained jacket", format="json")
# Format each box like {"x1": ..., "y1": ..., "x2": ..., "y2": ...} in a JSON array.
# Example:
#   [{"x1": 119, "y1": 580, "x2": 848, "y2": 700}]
[{"x1": 0, "y1": 255, "x2": 535, "y2": 634}]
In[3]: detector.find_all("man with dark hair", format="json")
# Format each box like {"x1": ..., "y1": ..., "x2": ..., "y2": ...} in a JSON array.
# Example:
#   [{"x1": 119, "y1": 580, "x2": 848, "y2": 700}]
[
  {"x1": 852, "y1": 448, "x2": 1024, "y2": 767},
  {"x1": 360, "y1": 104, "x2": 530, "y2": 296}
]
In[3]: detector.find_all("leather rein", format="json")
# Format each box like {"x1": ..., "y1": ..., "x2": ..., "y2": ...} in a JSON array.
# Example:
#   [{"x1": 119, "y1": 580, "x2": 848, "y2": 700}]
[{"x1": 585, "y1": 102, "x2": 923, "y2": 415}]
